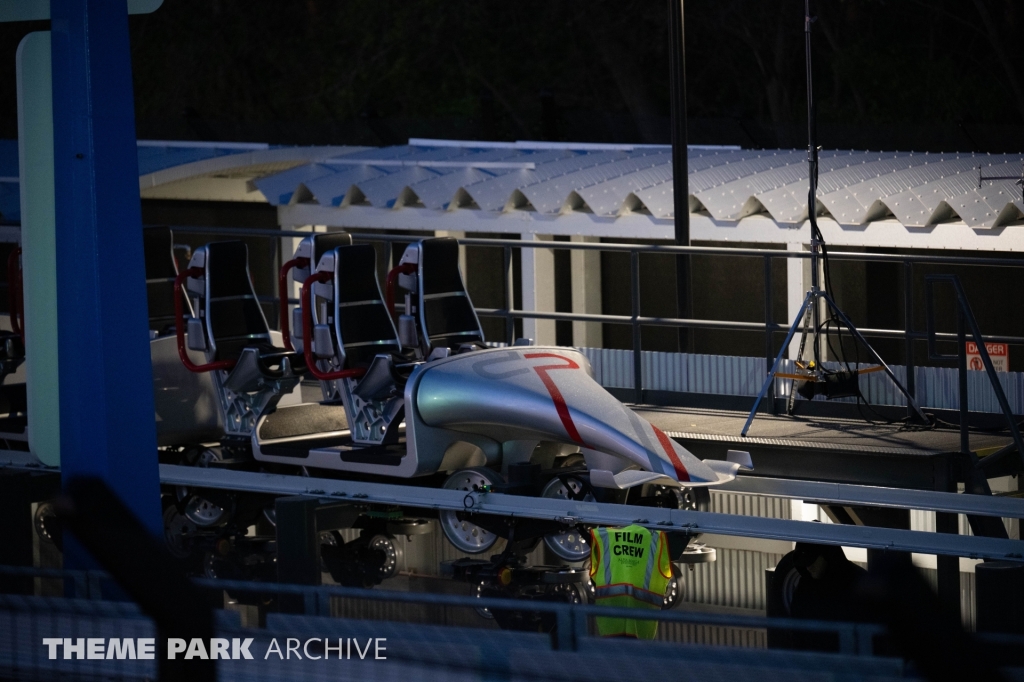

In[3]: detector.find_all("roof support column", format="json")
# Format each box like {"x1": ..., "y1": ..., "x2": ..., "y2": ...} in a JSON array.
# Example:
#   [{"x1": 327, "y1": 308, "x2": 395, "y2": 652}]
[
  {"x1": 787, "y1": 241, "x2": 827, "y2": 364},
  {"x1": 786, "y1": 242, "x2": 805, "y2": 361},
  {"x1": 50, "y1": 0, "x2": 161, "y2": 537},
  {"x1": 16, "y1": 32, "x2": 60, "y2": 468},
  {"x1": 570, "y1": 235, "x2": 602, "y2": 348},
  {"x1": 520, "y1": 234, "x2": 555, "y2": 345}
]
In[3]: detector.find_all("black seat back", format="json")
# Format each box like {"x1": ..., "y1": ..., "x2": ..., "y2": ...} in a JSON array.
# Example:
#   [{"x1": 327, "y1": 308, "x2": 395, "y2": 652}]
[
  {"x1": 330, "y1": 244, "x2": 402, "y2": 368},
  {"x1": 293, "y1": 231, "x2": 355, "y2": 285},
  {"x1": 311, "y1": 232, "x2": 352, "y2": 264},
  {"x1": 417, "y1": 238, "x2": 484, "y2": 351},
  {"x1": 143, "y1": 226, "x2": 188, "y2": 331},
  {"x1": 204, "y1": 241, "x2": 274, "y2": 361}
]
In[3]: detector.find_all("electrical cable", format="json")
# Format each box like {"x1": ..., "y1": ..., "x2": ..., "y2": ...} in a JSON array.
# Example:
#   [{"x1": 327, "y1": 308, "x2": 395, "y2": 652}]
[
  {"x1": 803, "y1": 0, "x2": 893, "y2": 429},
  {"x1": 792, "y1": 0, "x2": 929, "y2": 432}
]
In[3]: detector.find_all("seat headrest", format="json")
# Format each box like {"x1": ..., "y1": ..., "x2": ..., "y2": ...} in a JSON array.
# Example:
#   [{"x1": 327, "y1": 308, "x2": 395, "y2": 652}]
[
  {"x1": 205, "y1": 241, "x2": 254, "y2": 298},
  {"x1": 420, "y1": 238, "x2": 464, "y2": 295},
  {"x1": 311, "y1": 232, "x2": 353, "y2": 264},
  {"x1": 143, "y1": 226, "x2": 178, "y2": 279},
  {"x1": 332, "y1": 244, "x2": 384, "y2": 303}
]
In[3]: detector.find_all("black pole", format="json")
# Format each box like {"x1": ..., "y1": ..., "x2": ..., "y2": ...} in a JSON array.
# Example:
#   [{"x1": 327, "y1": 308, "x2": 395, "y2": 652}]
[
  {"x1": 669, "y1": 0, "x2": 692, "y2": 353},
  {"x1": 804, "y1": 0, "x2": 822, "y2": 367}
]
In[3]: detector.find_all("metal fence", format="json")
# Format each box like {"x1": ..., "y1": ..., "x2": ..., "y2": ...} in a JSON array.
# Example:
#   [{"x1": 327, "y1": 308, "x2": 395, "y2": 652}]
[
  {"x1": 574, "y1": 348, "x2": 1024, "y2": 415},
  {"x1": 0, "y1": 563, "x2": 905, "y2": 682},
  {"x1": 163, "y1": 225, "x2": 1024, "y2": 413}
]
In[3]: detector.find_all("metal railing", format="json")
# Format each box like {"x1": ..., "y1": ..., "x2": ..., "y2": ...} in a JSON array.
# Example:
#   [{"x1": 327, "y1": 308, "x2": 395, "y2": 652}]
[
  {"x1": 0, "y1": 565, "x2": 885, "y2": 657},
  {"x1": 164, "y1": 224, "x2": 1024, "y2": 411}
]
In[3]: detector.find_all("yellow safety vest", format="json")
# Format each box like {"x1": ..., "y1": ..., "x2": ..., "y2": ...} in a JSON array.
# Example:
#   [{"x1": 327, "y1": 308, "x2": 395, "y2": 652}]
[{"x1": 589, "y1": 524, "x2": 672, "y2": 639}]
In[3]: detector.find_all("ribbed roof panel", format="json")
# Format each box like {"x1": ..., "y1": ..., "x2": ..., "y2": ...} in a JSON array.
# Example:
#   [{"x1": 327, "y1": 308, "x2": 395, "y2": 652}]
[{"x1": 245, "y1": 142, "x2": 1024, "y2": 230}]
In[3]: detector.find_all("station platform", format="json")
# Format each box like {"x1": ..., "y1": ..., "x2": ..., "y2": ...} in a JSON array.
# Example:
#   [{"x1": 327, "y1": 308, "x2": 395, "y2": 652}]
[
  {"x1": 296, "y1": 380, "x2": 1010, "y2": 492},
  {"x1": 635, "y1": 405, "x2": 1012, "y2": 491}
]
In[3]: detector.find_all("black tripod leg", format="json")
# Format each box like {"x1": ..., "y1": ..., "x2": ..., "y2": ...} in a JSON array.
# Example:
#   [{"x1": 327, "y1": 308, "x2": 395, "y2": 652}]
[
  {"x1": 787, "y1": 305, "x2": 812, "y2": 415},
  {"x1": 822, "y1": 292, "x2": 928, "y2": 423},
  {"x1": 742, "y1": 292, "x2": 813, "y2": 437}
]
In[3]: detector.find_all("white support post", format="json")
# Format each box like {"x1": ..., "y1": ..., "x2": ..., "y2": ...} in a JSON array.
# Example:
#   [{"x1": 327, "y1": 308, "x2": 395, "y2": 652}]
[
  {"x1": 786, "y1": 242, "x2": 806, "y2": 361},
  {"x1": 805, "y1": 243, "x2": 828, "y2": 362},
  {"x1": 520, "y1": 234, "x2": 555, "y2": 345},
  {"x1": 570, "y1": 235, "x2": 602, "y2": 348},
  {"x1": 17, "y1": 32, "x2": 59, "y2": 466}
]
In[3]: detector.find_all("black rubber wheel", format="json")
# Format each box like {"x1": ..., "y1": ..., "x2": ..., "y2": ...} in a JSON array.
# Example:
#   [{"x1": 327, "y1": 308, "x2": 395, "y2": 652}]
[
  {"x1": 679, "y1": 486, "x2": 711, "y2": 512},
  {"x1": 663, "y1": 565, "x2": 685, "y2": 610},
  {"x1": 767, "y1": 543, "x2": 867, "y2": 652}
]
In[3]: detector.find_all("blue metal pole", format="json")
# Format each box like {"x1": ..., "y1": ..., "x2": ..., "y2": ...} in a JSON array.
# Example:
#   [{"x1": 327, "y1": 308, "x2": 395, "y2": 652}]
[{"x1": 50, "y1": 0, "x2": 161, "y2": 537}]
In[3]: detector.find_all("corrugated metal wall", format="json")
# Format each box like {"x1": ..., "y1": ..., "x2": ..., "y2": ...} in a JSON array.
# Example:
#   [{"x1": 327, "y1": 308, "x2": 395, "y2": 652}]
[
  {"x1": 915, "y1": 567, "x2": 976, "y2": 631},
  {"x1": 711, "y1": 491, "x2": 792, "y2": 520},
  {"x1": 679, "y1": 549, "x2": 784, "y2": 612}
]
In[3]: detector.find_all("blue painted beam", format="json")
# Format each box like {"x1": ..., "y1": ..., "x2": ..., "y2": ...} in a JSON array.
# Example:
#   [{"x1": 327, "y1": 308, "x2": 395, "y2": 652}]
[{"x1": 50, "y1": 0, "x2": 161, "y2": 537}]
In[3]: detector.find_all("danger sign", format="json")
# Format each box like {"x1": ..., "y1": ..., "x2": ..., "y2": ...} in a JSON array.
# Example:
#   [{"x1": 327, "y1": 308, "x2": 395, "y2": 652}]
[{"x1": 966, "y1": 342, "x2": 1008, "y2": 372}]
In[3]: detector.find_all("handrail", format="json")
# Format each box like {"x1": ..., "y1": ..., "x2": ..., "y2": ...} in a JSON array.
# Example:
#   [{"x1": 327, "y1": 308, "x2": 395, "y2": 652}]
[
  {"x1": 159, "y1": 225, "x2": 1024, "y2": 268},
  {"x1": 473, "y1": 307, "x2": 1024, "y2": 345},
  {"x1": 154, "y1": 223, "x2": 1024, "y2": 421},
  {"x1": 0, "y1": 563, "x2": 887, "y2": 657},
  {"x1": 277, "y1": 256, "x2": 308, "y2": 351},
  {"x1": 173, "y1": 266, "x2": 237, "y2": 373},
  {"x1": 300, "y1": 270, "x2": 366, "y2": 381}
]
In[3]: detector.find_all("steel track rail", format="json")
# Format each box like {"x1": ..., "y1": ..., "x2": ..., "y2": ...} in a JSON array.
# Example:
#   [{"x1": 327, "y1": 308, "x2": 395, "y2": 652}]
[
  {"x1": 6, "y1": 453, "x2": 1020, "y2": 560},
  {"x1": 719, "y1": 475, "x2": 1024, "y2": 519},
  {"x1": 159, "y1": 464, "x2": 1024, "y2": 562}
]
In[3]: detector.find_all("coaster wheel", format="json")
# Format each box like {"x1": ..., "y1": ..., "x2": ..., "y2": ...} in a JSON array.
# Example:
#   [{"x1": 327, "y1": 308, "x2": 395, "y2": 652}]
[
  {"x1": 439, "y1": 467, "x2": 503, "y2": 554},
  {"x1": 663, "y1": 564, "x2": 685, "y2": 610},
  {"x1": 541, "y1": 475, "x2": 594, "y2": 562}
]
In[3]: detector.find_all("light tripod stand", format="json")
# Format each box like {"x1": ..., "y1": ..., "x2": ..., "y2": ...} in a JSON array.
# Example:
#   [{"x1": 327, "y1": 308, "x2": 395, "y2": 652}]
[{"x1": 740, "y1": 0, "x2": 927, "y2": 438}]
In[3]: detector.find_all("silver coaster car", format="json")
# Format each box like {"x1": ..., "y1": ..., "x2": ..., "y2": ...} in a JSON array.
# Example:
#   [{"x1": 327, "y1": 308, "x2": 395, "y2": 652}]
[{"x1": 170, "y1": 234, "x2": 748, "y2": 557}]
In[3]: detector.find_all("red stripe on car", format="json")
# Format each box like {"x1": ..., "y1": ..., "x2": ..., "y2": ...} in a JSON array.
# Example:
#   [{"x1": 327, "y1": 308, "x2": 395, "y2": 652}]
[
  {"x1": 524, "y1": 352, "x2": 588, "y2": 448},
  {"x1": 652, "y1": 425, "x2": 690, "y2": 482}
]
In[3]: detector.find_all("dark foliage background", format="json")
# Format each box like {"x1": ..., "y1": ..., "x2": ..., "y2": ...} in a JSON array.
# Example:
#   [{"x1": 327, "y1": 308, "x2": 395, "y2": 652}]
[{"x1": 2, "y1": 0, "x2": 1023, "y2": 150}]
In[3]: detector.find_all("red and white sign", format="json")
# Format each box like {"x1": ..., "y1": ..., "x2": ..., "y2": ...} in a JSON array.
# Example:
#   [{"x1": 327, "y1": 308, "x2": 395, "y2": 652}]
[{"x1": 966, "y1": 342, "x2": 1009, "y2": 372}]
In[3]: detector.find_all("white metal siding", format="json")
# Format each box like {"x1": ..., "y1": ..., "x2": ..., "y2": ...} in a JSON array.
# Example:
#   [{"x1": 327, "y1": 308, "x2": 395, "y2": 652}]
[
  {"x1": 711, "y1": 491, "x2": 792, "y2": 520},
  {"x1": 679, "y1": 548, "x2": 783, "y2": 612}
]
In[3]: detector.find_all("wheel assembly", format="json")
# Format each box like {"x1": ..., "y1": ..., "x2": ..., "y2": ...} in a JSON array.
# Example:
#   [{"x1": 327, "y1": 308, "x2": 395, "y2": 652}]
[
  {"x1": 644, "y1": 484, "x2": 710, "y2": 512},
  {"x1": 321, "y1": 531, "x2": 403, "y2": 588},
  {"x1": 540, "y1": 475, "x2": 594, "y2": 562},
  {"x1": 768, "y1": 543, "x2": 866, "y2": 620},
  {"x1": 177, "y1": 487, "x2": 234, "y2": 528},
  {"x1": 439, "y1": 467, "x2": 503, "y2": 554},
  {"x1": 162, "y1": 503, "x2": 198, "y2": 560},
  {"x1": 677, "y1": 486, "x2": 711, "y2": 512},
  {"x1": 663, "y1": 567, "x2": 684, "y2": 610},
  {"x1": 33, "y1": 501, "x2": 60, "y2": 547},
  {"x1": 473, "y1": 581, "x2": 495, "y2": 619},
  {"x1": 184, "y1": 496, "x2": 229, "y2": 527},
  {"x1": 367, "y1": 534, "x2": 403, "y2": 580},
  {"x1": 465, "y1": 564, "x2": 588, "y2": 632},
  {"x1": 677, "y1": 542, "x2": 716, "y2": 564}
]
